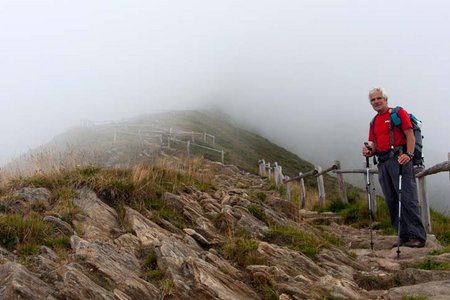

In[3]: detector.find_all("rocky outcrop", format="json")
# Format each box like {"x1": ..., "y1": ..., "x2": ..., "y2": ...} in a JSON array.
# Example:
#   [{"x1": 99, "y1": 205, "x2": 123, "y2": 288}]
[
  {"x1": 72, "y1": 187, "x2": 122, "y2": 241},
  {"x1": 0, "y1": 262, "x2": 53, "y2": 299},
  {"x1": 1, "y1": 160, "x2": 449, "y2": 299}
]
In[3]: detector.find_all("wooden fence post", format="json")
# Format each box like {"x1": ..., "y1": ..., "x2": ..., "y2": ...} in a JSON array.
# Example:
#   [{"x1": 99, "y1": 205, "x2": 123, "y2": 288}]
[
  {"x1": 278, "y1": 165, "x2": 284, "y2": 191},
  {"x1": 221, "y1": 150, "x2": 224, "y2": 164},
  {"x1": 299, "y1": 172, "x2": 306, "y2": 209},
  {"x1": 416, "y1": 165, "x2": 431, "y2": 233},
  {"x1": 285, "y1": 176, "x2": 291, "y2": 201},
  {"x1": 334, "y1": 160, "x2": 348, "y2": 204},
  {"x1": 274, "y1": 163, "x2": 280, "y2": 190},
  {"x1": 258, "y1": 159, "x2": 265, "y2": 177},
  {"x1": 187, "y1": 140, "x2": 190, "y2": 156},
  {"x1": 316, "y1": 166, "x2": 325, "y2": 205}
]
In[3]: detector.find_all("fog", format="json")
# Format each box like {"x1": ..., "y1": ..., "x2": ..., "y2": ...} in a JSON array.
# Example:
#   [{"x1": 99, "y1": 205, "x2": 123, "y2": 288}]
[{"x1": 1, "y1": 1, "x2": 449, "y2": 211}]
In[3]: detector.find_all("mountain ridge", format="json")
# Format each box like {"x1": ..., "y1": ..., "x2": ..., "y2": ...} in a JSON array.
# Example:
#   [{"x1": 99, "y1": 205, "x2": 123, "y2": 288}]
[{"x1": 1, "y1": 110, "x2": 450, "y2": 299}]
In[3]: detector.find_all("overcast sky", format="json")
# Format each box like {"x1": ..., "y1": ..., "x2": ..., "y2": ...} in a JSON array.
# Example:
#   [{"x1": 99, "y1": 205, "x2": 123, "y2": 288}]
[{"x1": 1, "y1": 0, "x2": 449, "y2": 208}]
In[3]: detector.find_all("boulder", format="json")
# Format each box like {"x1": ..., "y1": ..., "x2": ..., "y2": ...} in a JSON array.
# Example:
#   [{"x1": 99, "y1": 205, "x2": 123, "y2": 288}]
[
  {"x1": 72, "y1": 187, "x2": 121, "y2": 241},
  {"x1": 0, "y1": 262, "x2": 53, "y2": 299},
  {"x1": 70, "y1": 235, "x2": 160, "y2": 299}
]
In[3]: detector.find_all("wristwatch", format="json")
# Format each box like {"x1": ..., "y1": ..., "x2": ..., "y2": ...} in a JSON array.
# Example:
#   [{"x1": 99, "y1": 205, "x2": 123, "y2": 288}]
[{"x1": 406, "y1": 151, "x2": 414, "y2": 159}]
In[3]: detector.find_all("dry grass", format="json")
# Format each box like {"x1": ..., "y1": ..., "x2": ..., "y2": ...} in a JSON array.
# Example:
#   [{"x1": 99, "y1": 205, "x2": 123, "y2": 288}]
[
  {"x1": 284, "y1": 181, "x2": 320, "y2": 211},
  {"x1": 0, "y1": 151, "x2": 217, "y2": 259},
  {"x1": 0, "y1": 147, "x2": 102, "y2": 187}
]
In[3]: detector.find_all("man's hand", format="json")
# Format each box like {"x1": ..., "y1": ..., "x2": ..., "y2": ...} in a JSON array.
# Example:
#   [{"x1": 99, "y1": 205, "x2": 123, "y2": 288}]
[
  {"x1": 362, "y1": 143, "x2": 374, "y2": 157},
  {"x1": 398, "y1": 153, "x2": 412, "y2": 165}
]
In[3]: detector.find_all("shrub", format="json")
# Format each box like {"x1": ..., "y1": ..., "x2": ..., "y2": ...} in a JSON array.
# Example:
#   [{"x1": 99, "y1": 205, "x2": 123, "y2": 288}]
[
  {"x1": 45, "y1": 235, "x2": 71, "y2": 250},
  {"x1": 143, "y1": 253, "x2": 164, "y2": 280},
  {"x1": 0, "y1": 214, "x2": 57, "y2": 250},
  {"x1": 401, "y1": 296, "x2": 427, "y2": 300},
  {"x1": 258, "y1": 283, "x2": 280, "y2": 300},
  {"x1": 17, "y1": 242, "x2": 40, "y2": 256},
  {"x1": 416, "y1": 259, "x2": 449, "y2": 271},
  {"x1": 248, "y1": 205, "x2": 267, "y2": 223},
  {"x1": 222, "y1": 237, "x2": 266, "y2": 266},
  {"x1": 265, "y1": 225, "x2": 324, "y2": 258},
  {"x1": 254, "y1": 192, "x2": 267, "y2": 202},
  {"x1": 430, "y1": 209, "x2": 450, "y2": 246}
]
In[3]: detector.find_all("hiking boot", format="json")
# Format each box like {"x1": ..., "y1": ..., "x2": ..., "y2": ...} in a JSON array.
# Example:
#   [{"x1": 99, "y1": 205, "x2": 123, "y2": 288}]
[{"x1": 403, "y1": 238, "x2": 425, "y2": 248}]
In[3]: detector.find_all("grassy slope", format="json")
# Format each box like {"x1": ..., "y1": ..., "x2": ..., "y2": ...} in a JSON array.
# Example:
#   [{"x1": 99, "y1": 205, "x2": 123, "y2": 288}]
[
  {"x1": 5, "y1": 110, "x2": 357, "y2": 201},
  {"x1": 144, "y1": 110, "x2": 340, "y2": 190}
]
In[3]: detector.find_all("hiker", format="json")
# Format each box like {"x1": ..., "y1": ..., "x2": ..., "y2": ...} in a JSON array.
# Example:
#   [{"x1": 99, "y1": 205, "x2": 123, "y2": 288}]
[{"x1": 362, "y1": 87, "x2": 427, "y2": 248}]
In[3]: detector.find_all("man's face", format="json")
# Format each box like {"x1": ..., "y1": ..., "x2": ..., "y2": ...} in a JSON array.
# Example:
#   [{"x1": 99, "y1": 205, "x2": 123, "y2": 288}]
[{"x1": 369, "y1": 91, "x2": 388, "y2": 113}]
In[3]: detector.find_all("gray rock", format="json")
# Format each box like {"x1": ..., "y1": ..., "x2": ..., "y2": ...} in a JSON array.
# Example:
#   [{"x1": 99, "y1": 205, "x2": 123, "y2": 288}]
[
  {"x1": 124, "y1": 206, "x2": 172, "y2": 247},
  {"x1": 15, "y1": 187, "x2": 51, "y2": 203},
  {"x1": 183, "y1": 228, "x2": 211, "y2": 247},
  {"x1": 114, "y1": 233, "x2": 143, "y2": 258},
  {"x1": 0, "y1": 262, "x2": 53, "y2": 299},
  {"x1": 156, "y1": 236, "x2": 260, "y2": 299},
  {"x1": 386, "y1": 279, "x2": 450, "y2": 299},
  {"x1": 72, "y1": 187, "x2": 121, "y2": 241},
  {"x1": 44, "y1": 215, "x2": 74, "y2": 235},
  {"x1": 70, "y1": 235, "x2": 160, "y2": 299},
  {"x1": 56, "y1": 263, "x2": 117, "y2": 299},
  {"x1": 0, "y1": 246, "x2": 16, "y2": 261}
]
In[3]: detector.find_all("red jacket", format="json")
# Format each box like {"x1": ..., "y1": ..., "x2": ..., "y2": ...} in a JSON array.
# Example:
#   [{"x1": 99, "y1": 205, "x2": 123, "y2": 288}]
[{"x1": 368, "y1": 107, "x2": 412, "y2": 152}]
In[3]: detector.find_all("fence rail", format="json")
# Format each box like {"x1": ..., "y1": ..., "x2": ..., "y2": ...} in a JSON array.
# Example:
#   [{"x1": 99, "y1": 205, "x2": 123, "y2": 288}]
[
  {"x1": 259, "y1": 152, "x2": 450, "y2": 233},
  {"x1": 108, "y1": 124, "x2": 224, "y2": 164}
]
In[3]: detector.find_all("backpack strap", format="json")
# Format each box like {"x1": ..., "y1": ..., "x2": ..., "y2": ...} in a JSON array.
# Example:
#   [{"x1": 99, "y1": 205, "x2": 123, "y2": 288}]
[
  {"x1": 371, "y1": 107, "x2": 398, "y2": 162},
  {"x1": 388, "y1": 107, "x2": 395, "y2": 151}
]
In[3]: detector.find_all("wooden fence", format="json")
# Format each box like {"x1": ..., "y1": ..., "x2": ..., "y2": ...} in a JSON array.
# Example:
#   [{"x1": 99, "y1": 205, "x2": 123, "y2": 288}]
[
  {"x1": 111, "y1": 125, "x2": 225, "y2": 164},
  {"x1": 259, "y1": 152, "x2": 450, "y2": 233}
]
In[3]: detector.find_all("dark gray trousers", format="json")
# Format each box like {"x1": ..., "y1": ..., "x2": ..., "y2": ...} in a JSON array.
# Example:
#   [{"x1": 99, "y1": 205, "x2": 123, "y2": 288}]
[{"x1": 377, "y1": 158, "x2": 427, "y2": 242}]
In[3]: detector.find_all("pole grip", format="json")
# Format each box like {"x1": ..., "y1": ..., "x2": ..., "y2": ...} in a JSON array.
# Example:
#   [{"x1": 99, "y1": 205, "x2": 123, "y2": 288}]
[{"x1": 364, "y1": 142, "x2": 371, "y2": 168}]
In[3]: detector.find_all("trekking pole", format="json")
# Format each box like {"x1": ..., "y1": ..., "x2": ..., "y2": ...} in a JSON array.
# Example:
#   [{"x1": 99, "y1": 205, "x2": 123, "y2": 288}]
[
  {"x1": 364, "y1": 142, "x2": 374, "y2": 250},
  {"x1": 396, "y1": 162, "x2": 403, "y2": 259}
]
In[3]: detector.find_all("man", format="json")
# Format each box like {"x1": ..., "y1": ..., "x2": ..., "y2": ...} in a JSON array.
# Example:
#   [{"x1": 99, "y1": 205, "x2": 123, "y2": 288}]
[{"x1": 363, "y1": 87, "x2": 427, "y2": 248}]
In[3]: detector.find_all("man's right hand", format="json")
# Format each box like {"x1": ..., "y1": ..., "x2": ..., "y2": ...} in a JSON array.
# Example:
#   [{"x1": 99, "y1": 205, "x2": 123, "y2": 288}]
[{"x1": 362, "y1": 143, "x2": 373, "y2": 157}]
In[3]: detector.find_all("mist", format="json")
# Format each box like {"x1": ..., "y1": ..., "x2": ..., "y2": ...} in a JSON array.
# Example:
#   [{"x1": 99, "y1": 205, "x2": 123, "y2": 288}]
[{"x1": 1, "y1": 1, "x2": 449, "y2": 211}]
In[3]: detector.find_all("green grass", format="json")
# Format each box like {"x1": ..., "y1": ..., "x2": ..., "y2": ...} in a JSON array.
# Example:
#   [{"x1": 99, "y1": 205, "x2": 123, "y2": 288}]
[
  {"x1": 0, "y1": 214, "x2": 56, "y2": 249},
  {"x1": 401, "y1": 296, "x2": 427, "y2": 300},
  {"x1": 258, "y1": 283, "x2": 280, "y2": 300},
  {"x1": 315, "y1": 194, "x2": 395, "y2": 235},
  {"x1": 265, "y1": 225, "x2": 329, "y2": 258},
  {"x1": 222, "y1": 237, "x2": 267, "y2": 266},
  {"x1": 416, "y1": 259, "x2": 449, "y2": 271},
  {"x1": 143, "y1": 252, "x2": 164, "y2": 280},
  {"x1": 253, "y1": 192, "x2": 267, "y2": 202},
  {"x1": 0, "y1": 213, "x2": 70, "y2": 256},
  {"x1": 248, "y1": 204, "x2": 267, "y2": 223},
  {"x1": 318, "y1": 191, "x2": 450, "y2": 247},
  {"x1": 430, "y1": 209, "x2": 450, "y2": 246},
  {"x1": 429, "y1": 246, "x2": 450, "y2": 255},
  {"x1": 6, "y1": 159, "x2": 215, "y2": 230}
]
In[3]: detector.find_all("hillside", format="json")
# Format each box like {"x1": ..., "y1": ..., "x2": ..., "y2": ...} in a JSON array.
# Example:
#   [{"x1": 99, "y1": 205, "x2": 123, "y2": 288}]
[
  {"x1": 4, "y1": 110, "x2": 340, "y2": 192},
  {"x1": 1, "y1": 110, "x2": 450, "y2": 299},
  {"x1": 1, "y1": 155, "x2": 450, "y2": 299}
]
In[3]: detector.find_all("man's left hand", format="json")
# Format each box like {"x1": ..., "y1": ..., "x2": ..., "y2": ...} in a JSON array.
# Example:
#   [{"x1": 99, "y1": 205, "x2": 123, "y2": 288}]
[{"x1": 398, "y1": 153, "x2": 411, "y2": 165}]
